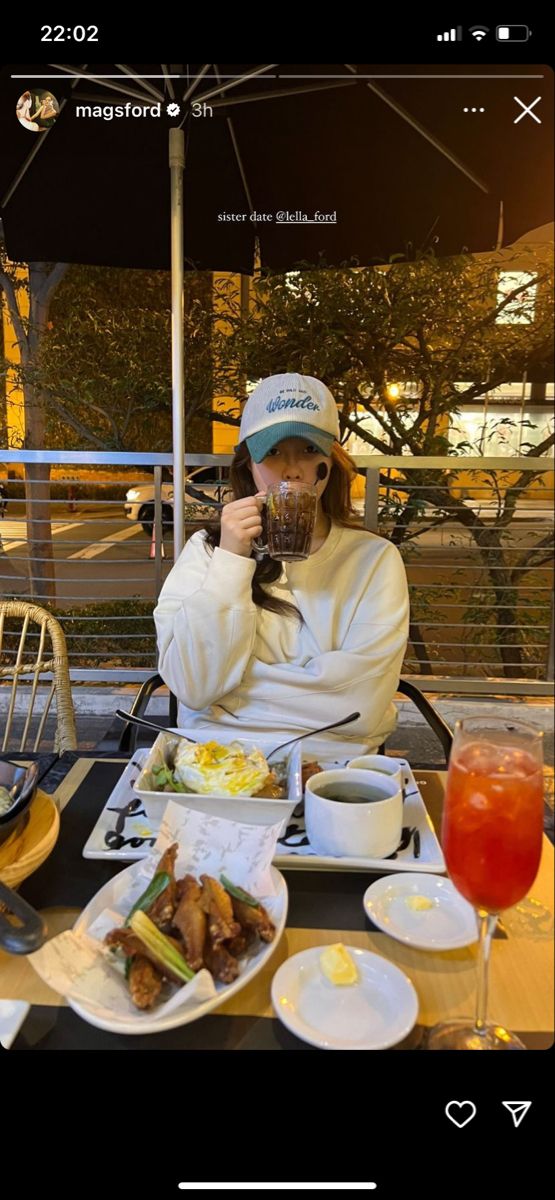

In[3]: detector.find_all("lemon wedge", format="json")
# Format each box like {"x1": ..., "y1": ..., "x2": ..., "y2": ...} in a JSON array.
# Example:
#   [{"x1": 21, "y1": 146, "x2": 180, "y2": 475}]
[
  {"x1": 319, "y1": 943, "x2": 358, "y2": 986},
  {"x1": 405, "y1": 895, "x2": 434, "y2": 911}
]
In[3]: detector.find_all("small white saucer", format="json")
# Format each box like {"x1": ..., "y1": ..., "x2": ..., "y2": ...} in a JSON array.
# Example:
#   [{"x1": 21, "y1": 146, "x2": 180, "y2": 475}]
[
  {"x1": 271, "y1": 946, "x2": 418, "y2": 1050},
  {"x1": 363, "y1": 873, "x2": 478, "y2": 951}
]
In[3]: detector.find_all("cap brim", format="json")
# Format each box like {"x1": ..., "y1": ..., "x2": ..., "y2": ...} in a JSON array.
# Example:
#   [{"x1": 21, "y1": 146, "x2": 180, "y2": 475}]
[{"x1": 246, "y1": 422, "x2": 336, "y2": 463}]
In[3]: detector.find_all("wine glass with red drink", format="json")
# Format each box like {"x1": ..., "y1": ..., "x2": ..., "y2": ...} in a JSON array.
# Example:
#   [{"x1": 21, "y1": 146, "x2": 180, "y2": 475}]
[{"x1": 428, "y1": 716, "x2": 544, "y2": 1050}]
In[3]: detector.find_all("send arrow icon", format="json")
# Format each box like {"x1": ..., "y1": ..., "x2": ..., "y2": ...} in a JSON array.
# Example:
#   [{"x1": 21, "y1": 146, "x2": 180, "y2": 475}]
[{"x1": 502, "y1": 1101, "x2": 532, "y2": 1128}]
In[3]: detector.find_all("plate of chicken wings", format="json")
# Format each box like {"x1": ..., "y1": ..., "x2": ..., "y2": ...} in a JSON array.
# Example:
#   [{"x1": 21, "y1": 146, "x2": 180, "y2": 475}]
[{"x1": 67, "y1": 841, "x2": 288, "y2": 1035}]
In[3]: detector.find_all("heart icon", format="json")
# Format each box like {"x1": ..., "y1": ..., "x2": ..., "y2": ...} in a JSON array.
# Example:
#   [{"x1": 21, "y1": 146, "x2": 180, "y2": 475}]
[{"x1": 445, "y1": 1100, "x2": 477, "y2": 1128}]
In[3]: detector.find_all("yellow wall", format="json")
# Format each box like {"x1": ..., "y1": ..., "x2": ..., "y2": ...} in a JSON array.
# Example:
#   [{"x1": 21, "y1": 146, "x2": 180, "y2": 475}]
[{"x1": 449, "y1": 467, "x2": 554, "y2": 503}]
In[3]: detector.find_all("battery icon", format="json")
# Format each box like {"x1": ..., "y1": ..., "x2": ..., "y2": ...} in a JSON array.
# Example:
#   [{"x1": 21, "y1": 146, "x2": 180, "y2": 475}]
[{"x1": 496, "y1": 25, "x2": 530, "y2": 41}]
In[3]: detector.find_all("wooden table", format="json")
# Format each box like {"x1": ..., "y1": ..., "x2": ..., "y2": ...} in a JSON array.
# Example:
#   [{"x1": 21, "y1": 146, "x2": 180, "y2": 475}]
[{"x1": 1, "y1": 757, "x2": 553, "y2": 1050}]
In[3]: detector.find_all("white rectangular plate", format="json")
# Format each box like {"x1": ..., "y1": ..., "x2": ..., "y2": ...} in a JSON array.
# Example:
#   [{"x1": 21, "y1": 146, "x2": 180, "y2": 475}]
[
  {"x1": 83, "y1": 750, "x2": 157, "y2": 860},
  {"x1": 83, "y1": 754, "x2": 444, "y2": 872},
  {"x1": 83, "y1": 743, "x2": 301, "y2": 862},
  {"x1": 273, "y1": 759, "x2": 445, "y2": 874}
]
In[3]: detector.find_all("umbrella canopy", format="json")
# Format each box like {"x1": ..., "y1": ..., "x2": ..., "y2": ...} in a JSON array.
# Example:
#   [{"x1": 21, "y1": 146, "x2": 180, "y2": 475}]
[
  {"x1": 1, "y1": 63, "x2": 552, "y2": 268},
  {"x1": 1, "y1": 64, "x2": 553, "y2": 550}
]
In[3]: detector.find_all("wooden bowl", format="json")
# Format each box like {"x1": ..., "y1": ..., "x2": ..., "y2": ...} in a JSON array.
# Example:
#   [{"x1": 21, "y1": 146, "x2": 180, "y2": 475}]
[{"x1": 0, "y1": 789, "x2": 60, "y2": 890}]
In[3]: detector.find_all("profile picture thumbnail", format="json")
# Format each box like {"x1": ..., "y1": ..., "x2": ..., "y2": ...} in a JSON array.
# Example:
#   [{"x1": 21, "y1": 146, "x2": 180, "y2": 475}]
[{"x1": 16, "y1": 89, "x2": 60, "y2": 133}]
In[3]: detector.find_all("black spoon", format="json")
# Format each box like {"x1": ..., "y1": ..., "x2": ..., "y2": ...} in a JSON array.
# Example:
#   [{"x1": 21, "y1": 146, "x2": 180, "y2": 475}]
[
  {"x1": 267, "y1": 712, "x2": 361, "y2": 762},
  {"x1": 115, "y1": 710, "x2": 197, "y2": 744}
]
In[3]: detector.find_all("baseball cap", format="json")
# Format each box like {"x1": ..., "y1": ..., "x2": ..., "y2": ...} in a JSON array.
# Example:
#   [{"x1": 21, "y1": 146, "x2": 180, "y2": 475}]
[{"x1": 239, "y1": 373, "x2": 340, "y2": 463}]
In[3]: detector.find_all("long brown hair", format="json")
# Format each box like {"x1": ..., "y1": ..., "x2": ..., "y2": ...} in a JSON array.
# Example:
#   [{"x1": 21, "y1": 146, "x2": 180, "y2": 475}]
[{"x1": 204, "y1": 440, "x2": 366, "y2": 620}]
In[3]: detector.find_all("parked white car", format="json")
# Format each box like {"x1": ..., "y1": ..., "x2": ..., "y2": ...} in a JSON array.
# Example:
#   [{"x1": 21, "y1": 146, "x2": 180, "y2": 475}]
[{"x1": 124, "y1": 467, "x2": 232, "y2": 534}]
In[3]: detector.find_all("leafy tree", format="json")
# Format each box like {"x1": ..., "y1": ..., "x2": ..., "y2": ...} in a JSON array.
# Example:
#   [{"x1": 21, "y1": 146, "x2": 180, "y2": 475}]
[
  {"x1": 1, "y1": 257, "x2": 215, "y2": 598},
  {"x1": 25, "y1": 265, "x2": 215, "y2": 452}
]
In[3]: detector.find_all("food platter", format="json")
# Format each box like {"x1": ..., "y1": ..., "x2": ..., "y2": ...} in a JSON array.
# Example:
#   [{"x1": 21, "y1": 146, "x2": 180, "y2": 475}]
[
  {"x1": 133, "y1": 732, "x2": 302, "y2": 826},
  {"x1": 83, "y1": 743, "x2": 302, "y2": 861},
  {"x1": 69, "y1": 862, "x2": 287, "y2": 1035},
  {"x1": 83, "y1": 753, "x2": 444, "y2": 874},
  {"x1": 36, "y1": 775, "x2": 290, "y2": 1034}
]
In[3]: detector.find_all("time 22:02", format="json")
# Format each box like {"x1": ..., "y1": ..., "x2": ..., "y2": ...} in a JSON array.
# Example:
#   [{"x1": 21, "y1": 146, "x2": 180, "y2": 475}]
[{"x1": 40, "y1": 25, "x2": 99, "y2": 41}]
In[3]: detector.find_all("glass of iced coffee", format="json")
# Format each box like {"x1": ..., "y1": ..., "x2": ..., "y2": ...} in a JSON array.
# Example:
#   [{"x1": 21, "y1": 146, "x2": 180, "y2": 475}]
[{"x1": 253, "y1": 482, "x2": 318, "y2": 561}]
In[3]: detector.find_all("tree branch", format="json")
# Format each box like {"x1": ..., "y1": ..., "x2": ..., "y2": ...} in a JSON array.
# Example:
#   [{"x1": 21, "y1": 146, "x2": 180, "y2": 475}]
[
  {"x1": 211, "y1": 412, "x2": 242, "y2": 427},
  {"x1": 43, "y1": 392, "x2": 109, "y2": 448},
  {"x1": 509, "y1": 533, "x2": 555, "y2": 580},
  {"x1": 82, "y1": 398, "x2": 121, "y2": 442},
  {"x1": 525, "y1": 431, "x2": 555, "y2": 458},
  {"x1": 343, "y1": 415, "x2": 391, "y2": 454},
  {"x1": 39, "y1": 262, "x2": 69, "y2": 305},
  {"x1": 0, "y1": 268, "x2": 28, "y2": 354},
  {"x1": 395, "y1": 512, "x2": 458, "y2": 542}
]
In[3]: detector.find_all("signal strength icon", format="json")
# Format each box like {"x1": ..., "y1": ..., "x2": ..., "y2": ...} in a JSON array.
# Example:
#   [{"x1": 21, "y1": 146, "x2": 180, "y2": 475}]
[
  {"x1": 437, "y1": 26, "x2": 463, "y2": 41},
  {"x1": 469, "y1": 25, "x2": 490, "y2": 41}
]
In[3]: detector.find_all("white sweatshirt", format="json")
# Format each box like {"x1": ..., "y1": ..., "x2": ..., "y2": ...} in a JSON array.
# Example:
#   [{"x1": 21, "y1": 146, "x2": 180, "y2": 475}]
[{"x1": 153, "y1": 522, "x2": 410, "y2": 757}]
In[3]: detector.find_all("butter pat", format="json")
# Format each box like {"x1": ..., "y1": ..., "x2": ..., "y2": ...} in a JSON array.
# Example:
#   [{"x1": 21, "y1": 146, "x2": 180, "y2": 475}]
[
  {"x1": 405, "y1": 895, "x2": 435, "y2": 912},
  {"x1": 320, "y1": 943, "x2": 358, "y2": 986}
]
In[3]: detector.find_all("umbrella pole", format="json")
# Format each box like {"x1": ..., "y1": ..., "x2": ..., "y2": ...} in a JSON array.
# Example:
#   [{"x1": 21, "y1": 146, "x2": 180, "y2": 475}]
[{"x1": 170, "y1": 127, "x2": 186, "y2": 560}]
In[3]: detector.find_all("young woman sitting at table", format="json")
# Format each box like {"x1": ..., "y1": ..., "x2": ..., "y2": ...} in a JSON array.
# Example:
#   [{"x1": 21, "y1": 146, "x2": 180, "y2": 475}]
[{"x1": 154, "y1": 373, "x2": 410, "y2": 756}]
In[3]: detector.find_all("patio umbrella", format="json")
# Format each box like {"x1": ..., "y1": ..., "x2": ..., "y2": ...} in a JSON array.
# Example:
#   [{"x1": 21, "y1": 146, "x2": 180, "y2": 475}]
[{"x1": 1, "y1": 63, "x2": 553, "y2": 553}]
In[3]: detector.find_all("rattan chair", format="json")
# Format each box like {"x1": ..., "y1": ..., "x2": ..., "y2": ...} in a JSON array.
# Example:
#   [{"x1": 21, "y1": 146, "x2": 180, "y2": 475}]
[{"x1": 0, "y1": 600, "x2": 77, "y2": 753}]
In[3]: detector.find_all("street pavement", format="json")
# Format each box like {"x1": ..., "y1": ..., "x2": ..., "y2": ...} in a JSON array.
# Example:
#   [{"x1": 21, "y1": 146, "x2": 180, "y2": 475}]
[{"x1": 0, "y1": 505, "x2": 173, "y2": 603}]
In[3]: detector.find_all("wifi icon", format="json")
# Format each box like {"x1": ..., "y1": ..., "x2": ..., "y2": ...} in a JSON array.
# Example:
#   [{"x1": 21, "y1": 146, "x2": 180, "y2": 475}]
[{"x1": 469, "y1": 25, "x2": 490, "y2": 40}]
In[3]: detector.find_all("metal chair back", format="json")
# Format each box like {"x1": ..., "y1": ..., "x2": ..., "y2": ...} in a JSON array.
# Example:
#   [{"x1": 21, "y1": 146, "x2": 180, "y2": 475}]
[{"x1": 118, "y1": 673, "x2": 453, "y2": 764}]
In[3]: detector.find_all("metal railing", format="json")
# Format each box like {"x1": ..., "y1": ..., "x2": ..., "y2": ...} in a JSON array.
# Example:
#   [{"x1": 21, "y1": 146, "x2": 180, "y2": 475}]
[{"x1": 1, "y1": 450, "x2": 553, "y2": 696}]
